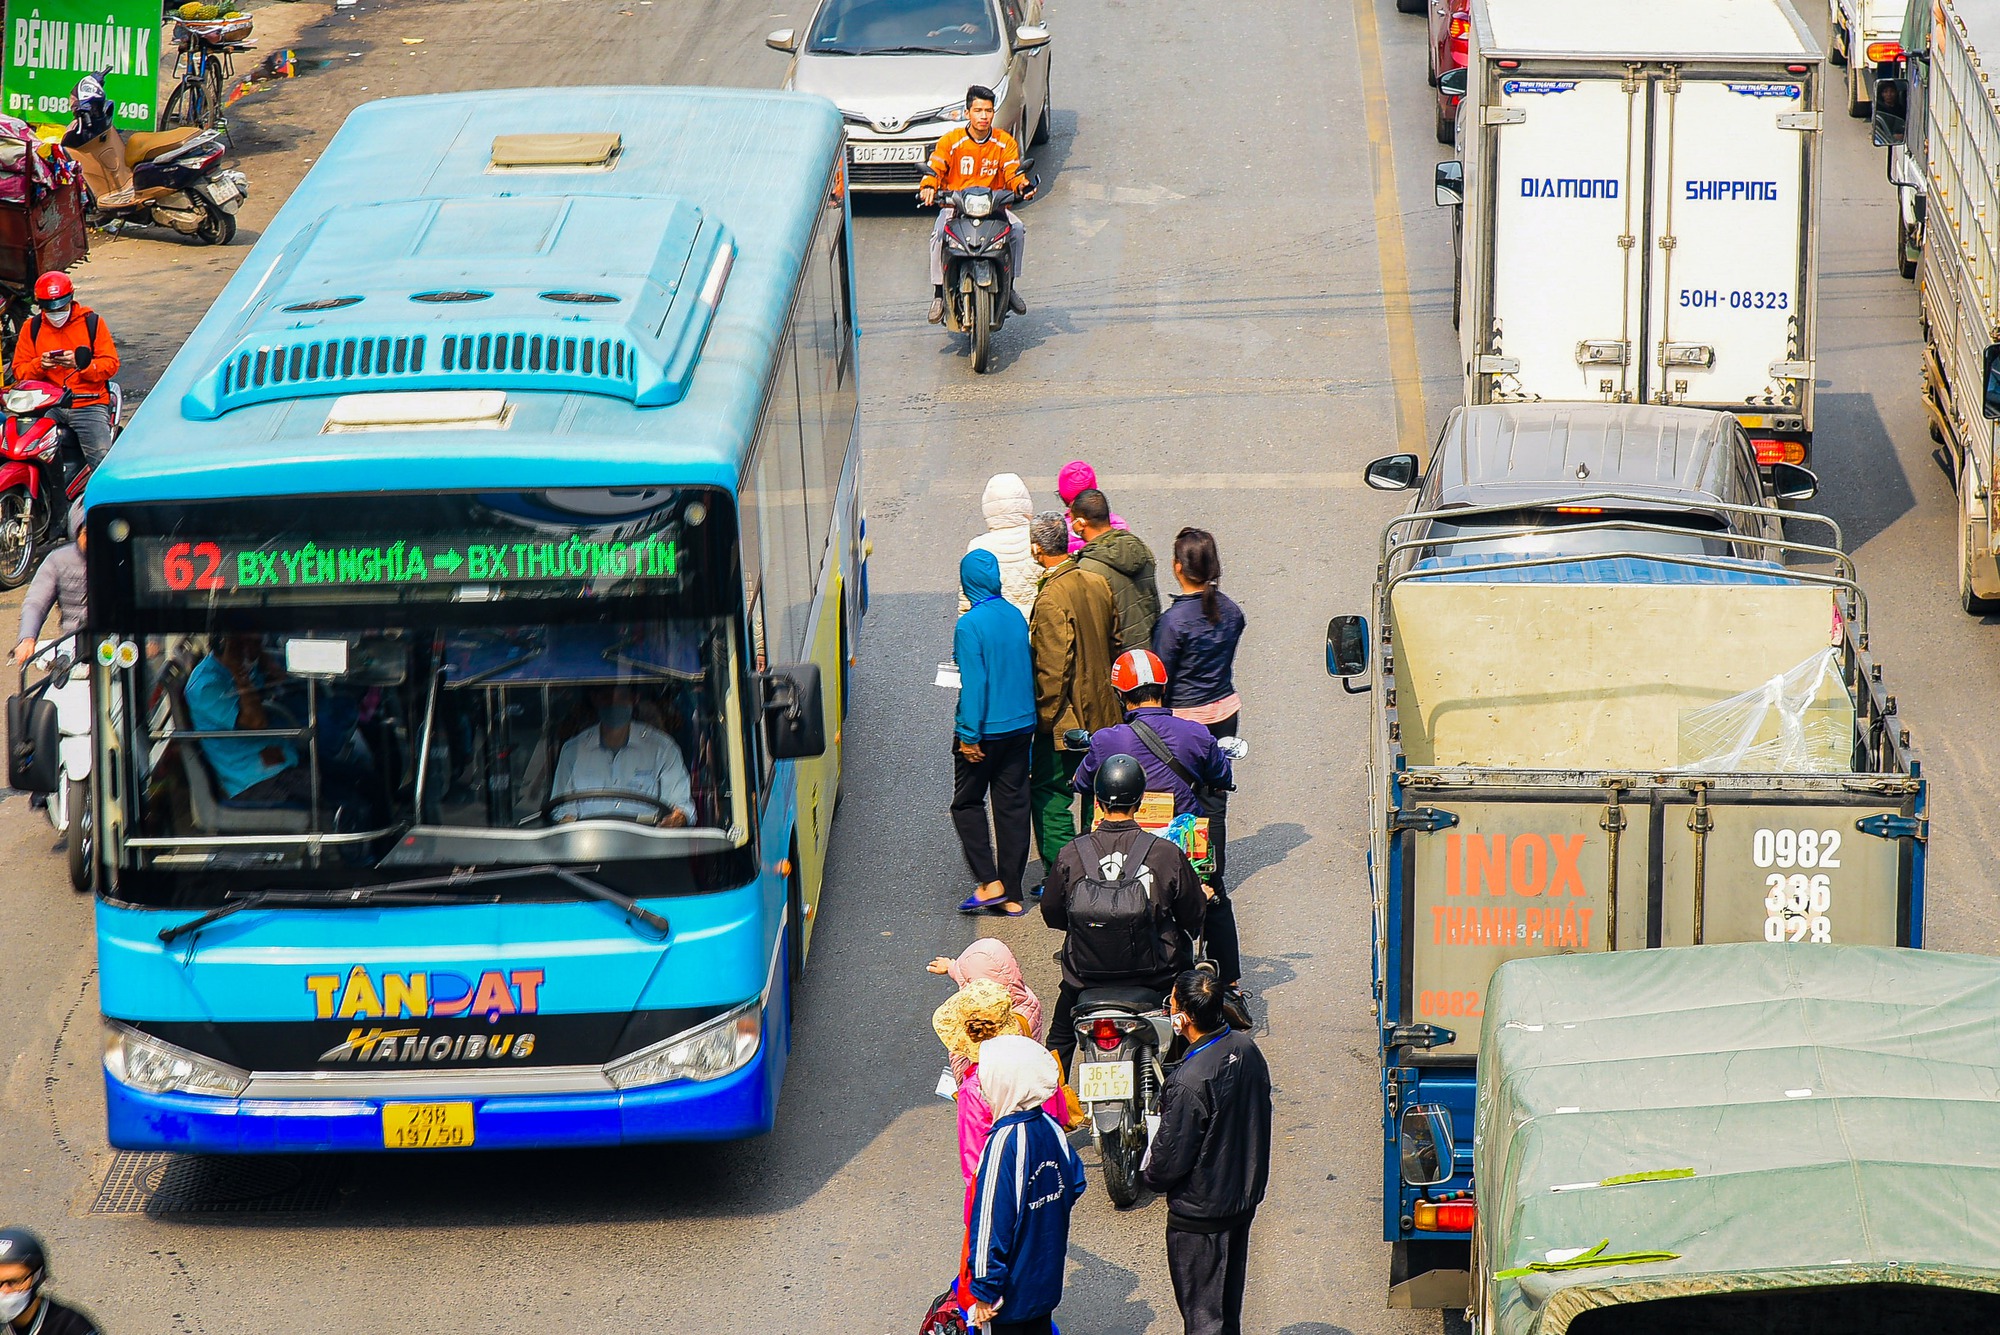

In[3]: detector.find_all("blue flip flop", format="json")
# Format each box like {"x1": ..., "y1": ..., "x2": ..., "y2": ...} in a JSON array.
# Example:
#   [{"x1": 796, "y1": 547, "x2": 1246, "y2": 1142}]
[{"x1": 958, "y1": 893, "x2": 1026, "y2": 916}]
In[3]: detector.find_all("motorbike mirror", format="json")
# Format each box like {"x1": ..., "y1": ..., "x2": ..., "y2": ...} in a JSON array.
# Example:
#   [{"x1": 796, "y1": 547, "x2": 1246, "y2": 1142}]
[
  {"x1": 1398, "y1": 1103, "x2": 1455, "y2": 1187},
  {"x1": 1768, "y1": 461, "x2": 1818, "y2": 502},
  {"x1": 765, "y1": 28, "x2": 797, "y2": 51},
  {"x1": 1062, "y1": 728, "x2": 1092, "y2": 750},
  {"x1": 1364, "y1": 453, "x2": 1422, "y2": 491},
  {"x1": 1434, "y1": 159, "x2": 1464, "y2": 208},
  {"x1": 1014, "y1": 23, "x2": 1051, "y2": 48},
  {"x1": 1438, "y1": 66, "x2": 1468, "y2": 99}
]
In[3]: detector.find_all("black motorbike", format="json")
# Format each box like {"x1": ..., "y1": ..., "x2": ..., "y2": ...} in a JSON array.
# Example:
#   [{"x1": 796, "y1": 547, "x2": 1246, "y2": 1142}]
[
  {"x1": 938, "y1": 186, "x2": 1019, "y2": 374},
  {"x1": 63, "y1": 71, "x2": 246, "y2": 245}
]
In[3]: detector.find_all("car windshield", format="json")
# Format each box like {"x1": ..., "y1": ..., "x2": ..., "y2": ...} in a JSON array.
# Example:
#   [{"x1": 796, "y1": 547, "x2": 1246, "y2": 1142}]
[
  {"x1": 1418, "y1": 507, "x2": 1736, "y2": 562},
  {"x1": 806, "y1": 0, "x2": 1000, "y2": 54}
]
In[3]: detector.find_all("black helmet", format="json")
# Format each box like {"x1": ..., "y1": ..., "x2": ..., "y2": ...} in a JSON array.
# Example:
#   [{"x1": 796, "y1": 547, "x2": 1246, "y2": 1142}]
[
  {"x1": 0, "y1": 1227, "x2": 46, "y2": 1276},
  {"x1": 1093, "y1": 753, "x2": 1146, "y2": 810}
]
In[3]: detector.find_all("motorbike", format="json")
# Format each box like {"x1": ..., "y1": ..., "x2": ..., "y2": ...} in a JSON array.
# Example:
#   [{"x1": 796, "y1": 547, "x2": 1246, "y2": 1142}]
[
  {"x1": 62, "y1": 71, "x2": 246, "y2": 245},
  {"x1": 0, "y1": 378, "x2": 116, "y2": 588},
  {"x1": 937, "y1": 186, "x2": 1020, "y2": 374},
  {"x1": 8, "y1": 632, "x2": 93, "y2": 893}
]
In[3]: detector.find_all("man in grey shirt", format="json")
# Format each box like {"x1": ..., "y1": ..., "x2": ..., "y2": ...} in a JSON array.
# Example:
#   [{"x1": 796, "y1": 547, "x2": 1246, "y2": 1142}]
[{"x1": 12, "y1": 502, "x2": 86, "y2": 666}]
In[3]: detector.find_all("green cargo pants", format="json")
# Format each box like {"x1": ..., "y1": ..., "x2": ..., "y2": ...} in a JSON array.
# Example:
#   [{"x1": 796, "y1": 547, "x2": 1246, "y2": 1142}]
[{"x1": 1030, "y1": 732, "x2": 1085, "y2": 877}]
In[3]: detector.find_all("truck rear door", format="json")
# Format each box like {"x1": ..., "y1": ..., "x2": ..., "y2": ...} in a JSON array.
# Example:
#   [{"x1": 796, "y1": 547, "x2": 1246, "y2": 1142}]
[
  {"x1": 1644, "y1": 73, "x2": 1814, "y2": 414},
  {"x1": 1485, "y1": 75, "x2": 1646, "y2": 403}
]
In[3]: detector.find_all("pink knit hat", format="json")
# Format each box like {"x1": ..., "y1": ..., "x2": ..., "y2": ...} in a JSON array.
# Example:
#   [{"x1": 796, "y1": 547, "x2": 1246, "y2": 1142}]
[{"x1": 1057, "y1": 460, "x2": 1097, "y2": 504}]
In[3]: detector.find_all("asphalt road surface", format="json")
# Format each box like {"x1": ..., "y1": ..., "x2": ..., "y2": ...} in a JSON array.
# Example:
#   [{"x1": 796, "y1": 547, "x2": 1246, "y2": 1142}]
[{"x1": 0, "y1": 0, "x2": 1992, "y2": 1331}]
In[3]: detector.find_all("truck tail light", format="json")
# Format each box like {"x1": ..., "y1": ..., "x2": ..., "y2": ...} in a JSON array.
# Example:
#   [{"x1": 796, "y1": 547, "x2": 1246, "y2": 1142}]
[
  {"x1": 1413, "y1": 1198, "x2": 1478, "y2": 1232},
  {"x1": 1092, "y1": 1018, "x2": 1122, "y2": 1051},
  {"x1": 1751, "y1": 437, "x2": 1807, "y2": 465},
  {"x1": 1448, "y1": 14, "x2": 1469, "y2": 37},
  {"x1": 1866, "y1": 41, "x2": 1904, "y2": 63}
]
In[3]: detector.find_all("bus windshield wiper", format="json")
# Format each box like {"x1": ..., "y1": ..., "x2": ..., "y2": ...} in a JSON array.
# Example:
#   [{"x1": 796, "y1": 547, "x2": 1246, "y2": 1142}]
[{"x1": 156, "y1": 865, "x2": 668, "y2": 945}]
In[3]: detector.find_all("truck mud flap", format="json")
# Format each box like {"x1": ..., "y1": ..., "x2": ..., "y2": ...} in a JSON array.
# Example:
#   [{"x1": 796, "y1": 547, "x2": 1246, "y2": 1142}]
[{"x1": 1389, "y1": 1239, "x2": 1470, "y2": 1310}]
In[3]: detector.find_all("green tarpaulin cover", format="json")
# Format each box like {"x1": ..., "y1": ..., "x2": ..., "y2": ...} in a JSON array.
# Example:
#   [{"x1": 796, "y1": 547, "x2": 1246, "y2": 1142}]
[{"x1": 1476, "y1": 944, "x2": 2000, "y2": 1335}]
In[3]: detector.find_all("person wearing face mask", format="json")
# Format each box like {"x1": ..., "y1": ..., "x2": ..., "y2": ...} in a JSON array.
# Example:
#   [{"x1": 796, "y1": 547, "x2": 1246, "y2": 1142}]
[
  {"x1": 1142, "y1": 971, "x2": 1272, "y2": 1335},
  {"x1": 0, "y1": 1228, "x2": 102, "y2": 1335},
  {"x1": 550, "y1": 684, "x2": 694, "y2": 826},
  {"x1": 9, "y1": 274, "x2": 119, "y2": 468}
]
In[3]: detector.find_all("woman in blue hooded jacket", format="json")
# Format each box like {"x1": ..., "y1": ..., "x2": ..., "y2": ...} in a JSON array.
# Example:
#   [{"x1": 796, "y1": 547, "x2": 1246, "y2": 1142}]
[{"x1": 953, "y1": 549, "x2": 1039, "y2": 914}]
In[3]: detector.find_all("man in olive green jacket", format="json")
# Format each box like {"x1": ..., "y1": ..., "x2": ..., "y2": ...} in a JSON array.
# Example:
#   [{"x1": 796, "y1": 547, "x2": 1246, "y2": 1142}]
[
  {"x1": 1026, "y1": 511, "x2": 1122, "y2": 879},
  {"x1": 1070, "y1": 488, "x2": 1161, "y2": 652}
]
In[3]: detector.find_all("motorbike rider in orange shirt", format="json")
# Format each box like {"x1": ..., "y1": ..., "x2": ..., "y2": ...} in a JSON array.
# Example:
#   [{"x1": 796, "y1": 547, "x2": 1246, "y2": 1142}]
[{"x1": 919, "y1": 84, "x2": 1035, "y2": 324}]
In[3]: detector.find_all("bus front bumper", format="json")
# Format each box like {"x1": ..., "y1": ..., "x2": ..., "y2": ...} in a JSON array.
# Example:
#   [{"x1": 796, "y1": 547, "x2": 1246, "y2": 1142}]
[{"x1": 105, "y1": 1013, "x2": 785, "y2": 1154}]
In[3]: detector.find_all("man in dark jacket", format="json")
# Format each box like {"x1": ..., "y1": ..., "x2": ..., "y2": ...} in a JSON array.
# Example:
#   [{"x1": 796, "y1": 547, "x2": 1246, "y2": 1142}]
[
  {"x1": 1074, "y1": 648, "x2": 1239, "y2": 982},
  {"x1": 1040, "y1": 755, "x2": 1207, "y2": 1070},
  {"x1": 12, "y1": 502, "x2": 87, "y2": 667},
  {"x1": 1143, "y1": 970, "x2": 1272, "y2": 1335},
  {"x1": 0, "y1": 1227, "x2": 102, "y2": 1335},
  {"x1": 953, "y1": 549, "x2": 1039, "y2": 913},
  {"x1": 1071, "y1": 488, "x2": 1160, "y2": 652},
  {"x1": 1026, "y1": 511, "x2": 1122, "y2": 878}
]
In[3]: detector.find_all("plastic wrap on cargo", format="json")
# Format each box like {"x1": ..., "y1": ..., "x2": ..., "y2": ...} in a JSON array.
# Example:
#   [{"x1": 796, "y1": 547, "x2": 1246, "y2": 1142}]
[{"x1": 1677, "y1": 648, "x2": 1849, "y2": 773}]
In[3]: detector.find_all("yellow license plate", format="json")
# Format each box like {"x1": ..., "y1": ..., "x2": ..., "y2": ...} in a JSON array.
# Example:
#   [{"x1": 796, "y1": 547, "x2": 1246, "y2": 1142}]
[
  {"x1": 382, "y1": 1102, "x2": 474, "y2": 1149},
  {"x1": 1076, "y1": 1060, "x2": 1134, "y2": 1104}
]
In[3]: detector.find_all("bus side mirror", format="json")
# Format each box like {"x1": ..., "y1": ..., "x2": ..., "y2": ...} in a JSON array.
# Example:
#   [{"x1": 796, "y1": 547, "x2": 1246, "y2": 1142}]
[
  {"x1": 1434, "y1": 159, "x2": 1463, "y2": 208},
  {"x1": 6, "y1": 691, "x2": 59, "y2": 793},
  {"x1": 1399, "y1": 1103, "x2": 1455, "y2": 1187},
  {"x1": 1438, "y1": 66, "x2": 1467, "y2": 99},
  {"x1": 1327, "y1": 615, "x2": 1371, "y2": 693},
  {"x1": 1871, "y1": 75, "x2": 1908, "y2": 147},
  {"x1": 758, "y1": 662, "x2": 826, "y2": 759}
]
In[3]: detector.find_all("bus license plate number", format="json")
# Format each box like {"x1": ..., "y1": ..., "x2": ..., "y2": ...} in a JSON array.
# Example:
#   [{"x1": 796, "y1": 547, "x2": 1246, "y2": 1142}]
[
  {"x1": 1076, "y1": 1060, "x2": 1133, "y2": 1104},
  {"x1": 382, "y1": 1102, "x2": 474, "y2": 1149},
  {"x1": 851, "y1": 143, "x2": 925, "y2": 164}
]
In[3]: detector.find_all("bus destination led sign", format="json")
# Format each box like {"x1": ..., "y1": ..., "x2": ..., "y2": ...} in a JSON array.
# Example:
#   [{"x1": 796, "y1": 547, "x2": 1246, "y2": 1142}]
[{"x1": 136, "y1": 534, "x2": 681, "y2": 599}]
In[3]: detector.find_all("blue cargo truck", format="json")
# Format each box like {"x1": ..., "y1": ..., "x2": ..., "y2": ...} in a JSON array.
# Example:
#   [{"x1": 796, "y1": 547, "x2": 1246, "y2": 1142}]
[{"x1": 1325, "y1": 488, "x2": 1925, "y2": 1308}]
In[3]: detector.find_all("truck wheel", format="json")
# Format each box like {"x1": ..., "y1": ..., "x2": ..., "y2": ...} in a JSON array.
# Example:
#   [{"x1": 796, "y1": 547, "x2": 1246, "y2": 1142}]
[
  {"x1": 1898, "y1": 215, "x2": 1918, "y2": 280},
  {"x1": 1829, "y1": 9, "x2": 1848, "y2": 64},
  {"x1": 1396, "y1": 0, "x2": 1423, "y2": 14},
  {"x1": 1960, "y1": 466, "x2": 2000, "y2": 615},
  {"x1": 1848, "y1": 60, "x2": 1869, "y2": 118}
]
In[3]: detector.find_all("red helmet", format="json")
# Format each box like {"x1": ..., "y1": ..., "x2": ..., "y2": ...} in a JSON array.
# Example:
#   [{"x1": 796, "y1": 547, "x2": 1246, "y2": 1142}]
[
  {"x1": 33, "y1": 272, "x2": 72, "y2": 305},
  {"x1": 1110, "y1": 648, "x2": 1168, "y2": 695}
]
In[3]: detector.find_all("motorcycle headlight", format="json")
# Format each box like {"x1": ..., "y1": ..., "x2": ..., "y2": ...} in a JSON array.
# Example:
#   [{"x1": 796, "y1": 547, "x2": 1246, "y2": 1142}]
[
  {"x1": 104, "y1": 1021, "x2": 250, "y2": 1097},
  {"x1": 961, "y1": 192, "x2": 995, "y2": 219},
  {"x1": 604, "y1": 1002, "x2": 762, "y2": 1090},
  {"x1": 4, "y1": 389, "x2": 47, "y2": 414}
]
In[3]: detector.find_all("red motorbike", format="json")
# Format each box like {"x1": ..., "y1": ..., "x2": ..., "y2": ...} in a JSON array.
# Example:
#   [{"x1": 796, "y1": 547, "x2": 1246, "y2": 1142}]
[{"x1": 0, "y1": 379, "x2": 103, "y2": 588}]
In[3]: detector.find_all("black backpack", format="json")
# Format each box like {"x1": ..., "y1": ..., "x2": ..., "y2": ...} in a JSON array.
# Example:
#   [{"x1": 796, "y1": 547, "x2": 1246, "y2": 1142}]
[{"x1": 1064, "y1": 828, "x2": 1164, "y2": 980}]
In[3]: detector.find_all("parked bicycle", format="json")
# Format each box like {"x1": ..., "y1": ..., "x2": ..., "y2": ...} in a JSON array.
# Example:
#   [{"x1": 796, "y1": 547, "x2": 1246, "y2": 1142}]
[{"x1": 159, "y1": 15, "x2": 253, "y2": 130}]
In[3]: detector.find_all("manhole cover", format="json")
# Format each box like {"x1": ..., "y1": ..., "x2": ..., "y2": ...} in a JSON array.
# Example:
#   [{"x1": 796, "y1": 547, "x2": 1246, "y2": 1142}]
[{"x1": 91, "y1": 1153, "x2": 342, "y2": 1216}]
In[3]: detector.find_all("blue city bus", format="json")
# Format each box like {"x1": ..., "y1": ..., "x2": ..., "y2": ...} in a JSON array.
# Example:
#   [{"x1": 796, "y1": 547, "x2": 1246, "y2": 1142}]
[{"x1": 82, "y1": 87, "x2": 865, "y2": 1152}]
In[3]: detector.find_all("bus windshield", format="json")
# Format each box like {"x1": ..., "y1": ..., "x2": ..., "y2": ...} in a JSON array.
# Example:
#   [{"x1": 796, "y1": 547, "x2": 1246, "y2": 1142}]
[{"x1": 99, "y1": 488, "x2": 755, "y2": 900}]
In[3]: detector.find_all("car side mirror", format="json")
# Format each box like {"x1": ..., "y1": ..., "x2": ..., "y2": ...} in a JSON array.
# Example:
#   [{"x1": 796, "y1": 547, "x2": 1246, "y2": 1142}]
[
  {"x1": 1438, "y1": 66, "x2": 1467, "y2": 99},
  {"x1": 1984, "y1": 343, "x2": 2000, "y2": 421},
  {"x1": 765, "y1": 27, "x2": 797, "y2": 52},
  {"x1": 1364, "y1": 453, "x2": 1422, "y2": 491},
  {"x1": 1014, "y1": 23, "x2": 1051, "y2": 49},
  {"x1": 757, "y1": 662, "x2": 826, "y2": 759},
  {"x1": 1434, "y1": 159, "x2": 1464, "y2": 208},
  {"x1": 1399, "y1": 1103, "x2": 1455, "y2": 1187},
  {"x1": 1326, "y1": 614, "x2": 1371, "y2": 693},
  {"x1": 1769, "y1": 461, "x2": 1818, "y2": 501},
  {"x1": 1871, "y1": 75, "x2": 1908, "y2": 147}
]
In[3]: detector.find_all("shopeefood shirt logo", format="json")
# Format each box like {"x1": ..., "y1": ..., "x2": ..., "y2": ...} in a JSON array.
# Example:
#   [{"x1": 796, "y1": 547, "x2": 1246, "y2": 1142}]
[{"x1": 305, "y1": 965, "x2": 545, "y2": 1066}]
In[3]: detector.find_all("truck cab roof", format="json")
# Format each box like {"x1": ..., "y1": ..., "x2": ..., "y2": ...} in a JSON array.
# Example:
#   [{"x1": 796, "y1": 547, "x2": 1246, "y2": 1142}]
[{"x1": 1431, "y1": 403, "x2": 1755, "y2": 513}]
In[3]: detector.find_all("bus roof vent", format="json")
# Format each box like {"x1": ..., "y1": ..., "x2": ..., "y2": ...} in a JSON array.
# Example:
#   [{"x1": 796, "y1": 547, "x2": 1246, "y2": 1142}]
[
  {"x1": 489, "y1": 132, "x2": 623, "y2": 172},
  {"x1": 182, "y1": 195, "x2": 735, "y2": 421}
]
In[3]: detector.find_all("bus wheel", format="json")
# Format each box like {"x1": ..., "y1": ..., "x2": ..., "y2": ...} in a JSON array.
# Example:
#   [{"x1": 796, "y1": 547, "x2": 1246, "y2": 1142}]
[{"x1": 787, "y1": 840, "x2": 806, "y2": 988}]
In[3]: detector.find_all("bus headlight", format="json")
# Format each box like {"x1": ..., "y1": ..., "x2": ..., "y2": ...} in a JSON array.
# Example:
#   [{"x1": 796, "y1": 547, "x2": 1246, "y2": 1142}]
[
  {"x1": 103, "y1": 1021, "x2": 250, "y2": 1097},
  {"x1": 604, "y1": 1003, "x2": 762, "y2": 1089}
]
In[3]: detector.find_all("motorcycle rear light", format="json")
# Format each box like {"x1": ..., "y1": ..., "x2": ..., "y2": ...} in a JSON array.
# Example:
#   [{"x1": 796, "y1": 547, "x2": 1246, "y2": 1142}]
[
  {"x1": 1751, "y1": 437, "x2": 1806, "y2": 465},
  {"x1": 1413, "y1": 1198, "x2": 1477, "y2": 1232},
  {"x1": 1865, "y1": 41, "x2": 1903, "y2": 63},
  {"x1": 194, "y1": 146, "x2": 225, "y2": 170},
  {"x1": 1091, "y1": 1019, "x2": 1121, "y2": 1051}
]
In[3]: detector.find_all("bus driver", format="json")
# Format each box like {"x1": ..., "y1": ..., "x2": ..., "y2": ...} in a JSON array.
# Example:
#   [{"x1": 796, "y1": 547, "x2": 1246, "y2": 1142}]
[{"x1": 550, "y1": 685, "x2": 696, "y2": 827}]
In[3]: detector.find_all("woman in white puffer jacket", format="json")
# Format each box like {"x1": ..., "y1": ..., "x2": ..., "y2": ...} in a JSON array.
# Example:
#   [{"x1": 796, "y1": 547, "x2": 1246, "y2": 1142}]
[{"x1": 959, "y1": 472, "x2": 1040, "y2": 616}]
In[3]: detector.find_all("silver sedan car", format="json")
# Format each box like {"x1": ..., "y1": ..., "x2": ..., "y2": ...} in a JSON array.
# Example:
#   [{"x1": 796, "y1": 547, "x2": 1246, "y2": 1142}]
[{"x1": 768, "y1": 0, "x2": 1052, "y2": 193}]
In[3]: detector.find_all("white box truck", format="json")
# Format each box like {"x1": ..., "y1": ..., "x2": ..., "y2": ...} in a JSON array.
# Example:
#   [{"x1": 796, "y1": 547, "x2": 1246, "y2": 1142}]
[
  {"x1": 1831, "y1": 0, "x2": 1911, "y2": 117},
  {"x1": 1437, "y1": 0, "x2": 1824, "y2": 465},
  {"x1": 1907, "y1": 0, "x2": 2000, "y2": 612}
]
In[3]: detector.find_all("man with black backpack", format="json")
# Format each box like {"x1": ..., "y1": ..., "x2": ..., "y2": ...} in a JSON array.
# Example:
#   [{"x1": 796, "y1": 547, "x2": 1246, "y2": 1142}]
[
  {"x1": 1073, "y1": 649, "x2": 1239, "y2": 983},
  {"x1": 1040, "y1": 754, "x2": 1208, "y2": 1073}
]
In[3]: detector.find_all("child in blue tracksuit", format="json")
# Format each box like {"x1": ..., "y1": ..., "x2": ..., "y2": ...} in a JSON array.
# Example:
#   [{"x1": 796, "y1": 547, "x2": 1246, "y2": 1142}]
[{"x1": 964, "y1": 1036, "x2": 1087, "y2": 1334}]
